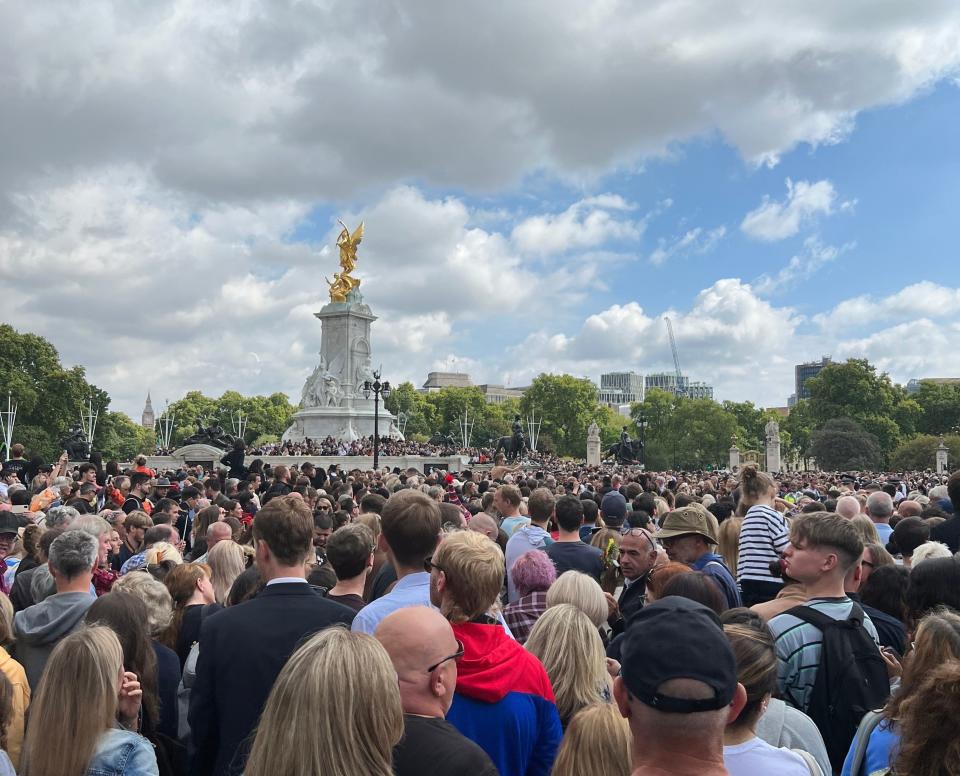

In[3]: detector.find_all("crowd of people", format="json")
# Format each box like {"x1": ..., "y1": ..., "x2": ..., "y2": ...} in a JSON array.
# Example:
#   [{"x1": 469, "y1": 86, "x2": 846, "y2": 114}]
[
  {"x1": 0, "y1": 437, "x2": 958, "y2": 774},
  {"x1": 246, "y1": 435, "x2": 488, "y2": 460}
]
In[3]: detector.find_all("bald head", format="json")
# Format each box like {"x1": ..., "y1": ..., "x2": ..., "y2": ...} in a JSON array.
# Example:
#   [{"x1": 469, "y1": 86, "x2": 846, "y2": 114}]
[
  {"x1": 206, "y1": 521, "x2": 233, "y2": 547},
  {"x1": 836, "y1": 495, "x2": 861, "y2": 519},
  {"x1": 375, "y1": 606, "x2": 459, "y2": 717},
  {"x1": 468, "y1": 513, "x2": 499, "y2": 541},
  {"x1": 897, "y1": 500, "x2": 922, "y2": 518}
]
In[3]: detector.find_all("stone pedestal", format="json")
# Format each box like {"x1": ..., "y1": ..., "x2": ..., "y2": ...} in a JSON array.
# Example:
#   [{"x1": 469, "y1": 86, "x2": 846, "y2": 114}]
[
  {"x1": 284, "y1": 289, "x2": 401, "y2": 442},
  {"x1": 728, "y1": 444, "x2": 741, "y2": 472},
  {"x1": 586, "y1": 422, "x2": 601, "y2": 466},
  {"x1": 764, "y1": 421, "x2": 782, "y2": 473},
  {"x1": 169, "y1": 444, "x2": 225, "y2": 470},
  {"x1": 937, "y1": 438, "x2": 949, "y2": 474}
]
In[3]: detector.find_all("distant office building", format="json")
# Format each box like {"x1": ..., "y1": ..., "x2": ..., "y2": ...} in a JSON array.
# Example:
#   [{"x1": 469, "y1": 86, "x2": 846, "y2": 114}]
[
  {"x1": 687, "y1": 381, "x2": 714, "y2": 400},
  {"x1": 794, "y1": 357, "x2": 832, "y2": 401},
  {"x1": 598, "y1": 371, "x2": 644, "y2": 406},
  {"x1": 421, "y1": 372, "x2": 473, "y2": 392},
  {"x1": 645, "y1": 372, "x2": 688, "y2": 396},
  {"x1": 906, "y1": 377, "x2": 960, "y2": 394},
  {"x1": 477, "y1": 384, "x2": 527, "y2": 404}
]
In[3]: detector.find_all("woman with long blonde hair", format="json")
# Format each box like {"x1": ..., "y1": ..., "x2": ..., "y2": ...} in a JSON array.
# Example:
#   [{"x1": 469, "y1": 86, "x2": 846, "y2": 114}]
[
  {"x1": 551, "y1": 703, "x2": 632, "y2": 776},
  {"x1": 207, "y1": 541, "x2": 246, "y2": 604},
  {"x1": 21, "y1": 626, "x2": 157, "y2": 776},
  {"x1": 526, "y1": 604, "x2": 612, "y2": 728},
  {"x1": 245, "y1": 626, "x2": 403, "y2": 776}
]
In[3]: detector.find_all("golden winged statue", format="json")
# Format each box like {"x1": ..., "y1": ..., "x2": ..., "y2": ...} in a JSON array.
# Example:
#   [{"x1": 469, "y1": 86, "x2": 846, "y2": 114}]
[{"x1": 326, "y1": 220, "x2": 364, "y2": 302}]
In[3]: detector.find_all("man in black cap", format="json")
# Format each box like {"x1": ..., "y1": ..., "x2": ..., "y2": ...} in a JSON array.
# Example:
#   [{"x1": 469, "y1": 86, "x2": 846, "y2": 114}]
[{"x1": 614, "y1": 596, "x2": 745, "y2": 776}]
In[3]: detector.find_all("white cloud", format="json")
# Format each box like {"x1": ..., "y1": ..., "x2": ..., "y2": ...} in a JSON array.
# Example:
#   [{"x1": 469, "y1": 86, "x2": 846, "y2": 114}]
[
  {"x1": 649, "y1": 225, "x2": 727, "y2": 265},
  {"x1": 813, "y1": 281, "x2": 960, "y2": 331},
  {"x1": 510, "y1": 195, "x2": 640, "y2": 256},
  {"x1": 741, "y1": 179, "x2": 853, "y2": 241},
  {"x1": 754, "y1": 236, "x2": 855, "y2": 294}
]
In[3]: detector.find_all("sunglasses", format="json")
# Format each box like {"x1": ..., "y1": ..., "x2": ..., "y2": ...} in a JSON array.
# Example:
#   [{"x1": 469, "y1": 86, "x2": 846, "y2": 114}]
[{"x1": 426, "y1": 639, "x2": 465, "y2": 673}]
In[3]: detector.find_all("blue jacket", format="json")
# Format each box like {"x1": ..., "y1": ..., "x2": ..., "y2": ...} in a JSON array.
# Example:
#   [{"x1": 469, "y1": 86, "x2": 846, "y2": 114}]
[
  {"x1": 87, "y1": 728, "x2": 159, "y2": 776},
  {"x1": 692, "y1": 552, "x2": 742, "y2": 609}
]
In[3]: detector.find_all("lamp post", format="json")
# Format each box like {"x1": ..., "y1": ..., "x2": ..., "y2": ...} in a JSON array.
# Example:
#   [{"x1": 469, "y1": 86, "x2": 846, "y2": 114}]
[
  {"x1": 636, "y1": 411, "x2": 647, "y2": 470},
  {"x1": 363, "y1": 369, "x2": 391, "y2": 471}
]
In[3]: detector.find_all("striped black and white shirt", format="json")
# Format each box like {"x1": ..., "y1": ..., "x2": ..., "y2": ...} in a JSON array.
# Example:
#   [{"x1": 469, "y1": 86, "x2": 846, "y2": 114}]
[{"x1": 737, "y1": 503, "x2": 790, "y2": 583}]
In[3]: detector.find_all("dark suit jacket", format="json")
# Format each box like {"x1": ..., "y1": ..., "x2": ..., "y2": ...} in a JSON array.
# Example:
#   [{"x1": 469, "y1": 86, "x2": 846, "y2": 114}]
[
  {"x1": 188, "y1": 582, "x2": 356, "y2": 776},
  {"x1": 609, "y1": 575, "x2": 647, "y2": 639},
  {"x1": 932, "y1": 516, "x2": 960, "y2": 553}
]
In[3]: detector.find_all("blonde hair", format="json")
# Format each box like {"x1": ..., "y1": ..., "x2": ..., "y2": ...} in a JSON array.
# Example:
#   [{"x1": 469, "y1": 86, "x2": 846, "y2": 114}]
[
  {"x1": 433, "y1": 530, "x2": 504, "y2": 623},
  {"x1": 208, "y1": 540, "x2": 247, "y2": 604},
  {"x1": 718, "y1": 517, "x2": 742, "y2": 578},
  {"x1": 245, "y1": 627, "x2": 403, "y2": 776},
  {"x1": 738, "y1": 465, "x2": 776, "y2": 510},
  {"x1": 0, "y1": 593, "x2": 13, "y2": 647},
  {"x1": 21, "y1": 626, "x2": 123, "y2": 776},
  {"x1": 144, "y1": 541, "x2": 183, "y2": 566},
  {"x1": 525, "y1": 604, "x2": 611, "y2": 724},
  {"x1": 551, "y1": 703, "x2": 631, "y2": 776},
  {"x1": 546, "y1": 571, "x2": 607, "y2": 628},
  {"x1": 849, "y1": 515, "x2": 880, "y2": 546},
  {"x1": 112, "y1": 571, "x2": 173, "y2": 636}
]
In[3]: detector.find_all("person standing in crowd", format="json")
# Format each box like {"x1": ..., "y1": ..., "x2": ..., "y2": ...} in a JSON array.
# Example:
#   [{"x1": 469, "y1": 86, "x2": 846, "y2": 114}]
[
  {"x1": 930, "y1": 469, "x2": 960, "y2": 551},
  {"x1": 614, "y1": 596, "x2": 744, "y2": 776},
  {"x1": 189, "y1": 495, "x2": 356, "y2": 776},
  {"x1": 432, "y1": 530, "x2": 562, "y2": 775},
  {"x1": 545, "y1": 494, "x2": 603, "y2": 582},
  {"x1": 325, "y1": 523, "x2": 375, "y2": 612},
  {"x1": 352, "y1": 490, "x2": 441, "y2": 635},
  {"x1": 550, "y1": 703, "x2": 632, "y2": 776},
  {"x1": 607, "y1": 527, "x2": 659, "y2": 639},
  {"x1": 117, "y1": 510, "x2": 152, "y2": 568},
  {"x1": 0, "y1": 595, "x2": 28, "y2": 772},
  {"x1": 503, "y1": 550, "x2": 556, "y2": 645},
  {"x1": 864, "y1": 492, "x2": 895, "y2": 545},
  {"x1": 735, "y1": 466, "x2": 789, "y2": 606},
  {"x1": 376, "y1": 607, "x2": 498, "y2": 776},
  {"x1": 20, "y1": 626, "x2": 157, "y2": 775},
  {"x1": 657, "y1": 506, "x2": 741, "y2": 609},
  {"x1": 244, "y1": 627, "x2": 403, "y2": 776},
  {"x1": 505, "y1": 487, "x2": 555, "y2": 603},
  {"x1": 122, "y1": 472, "x2": 152, "y2": 515},
  {"x1": 160, "y1": 563, "x2": 218, "y2": 670},
  {"x1": 494, "y1": 484, "x2": 527, "y2": 537},
  {"x1": 13, "y1": 530, "x2": 98, "y2": 690},
  {"x1": 177, "y1": 486, "x2": 201, "y2": 555}
]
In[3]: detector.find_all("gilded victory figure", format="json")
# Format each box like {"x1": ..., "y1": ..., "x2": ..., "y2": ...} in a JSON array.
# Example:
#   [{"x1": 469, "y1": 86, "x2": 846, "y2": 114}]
[{"x1": 326, "y1": 220, "x2": 364, "y2": 302}]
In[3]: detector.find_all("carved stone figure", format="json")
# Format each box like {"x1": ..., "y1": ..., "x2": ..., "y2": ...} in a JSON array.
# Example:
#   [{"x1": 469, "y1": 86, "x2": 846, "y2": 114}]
[
  {"x1": 765, "y1": 420, "x2": 781, "y2": 443},
  {"x1": 182, "y1": 422, "x2": 236, "y2": 450},
  {"x1": 326, "y1": 220, "x2": 364, "y2": 302},
  {"x1": 62, "y1": 425, "x2": 90, "y2": 460}
]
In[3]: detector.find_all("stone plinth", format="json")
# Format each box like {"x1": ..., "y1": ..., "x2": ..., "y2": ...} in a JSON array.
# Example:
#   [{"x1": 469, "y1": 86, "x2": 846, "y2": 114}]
[
  {"x1": 764, "y1": 421, "x2": 782, "y2": 473},
  {"x1": 284, "y1": 290, "x2": 401, "y2": 442},
  {"x1": 729, "y1": 444, "x2": 741, "y2": 472},
  {"x1": 586, "y1": 422, "x2": 601, "y2": 466}
]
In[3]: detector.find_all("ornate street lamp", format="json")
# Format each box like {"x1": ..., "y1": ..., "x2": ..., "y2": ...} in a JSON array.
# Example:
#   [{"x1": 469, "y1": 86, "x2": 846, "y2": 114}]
[
  {"x1": 363, "y1": 370, "x2": 391, "y2": 470},
  {"x1": 636, "y1": 411, "x2": 648, "y2": 470}
]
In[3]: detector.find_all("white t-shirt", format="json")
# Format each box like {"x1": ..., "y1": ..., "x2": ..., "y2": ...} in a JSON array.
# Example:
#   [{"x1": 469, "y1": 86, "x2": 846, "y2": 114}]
[{"x1": 724, "y1": 736, "x2": 811, "y2": 776}]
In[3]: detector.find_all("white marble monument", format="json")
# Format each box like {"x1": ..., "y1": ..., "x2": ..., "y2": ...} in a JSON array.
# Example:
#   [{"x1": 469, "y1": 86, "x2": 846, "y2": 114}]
[
  {"x1": 283, "y1": 288, "x2": 402, "y2": 443},
  {"x1": 586, "y1": 422, "x2": 601, "y2": 466},
  {"x1": 937, "y1": 437, "x2": 949, "y2": 474},
  {"x1": 764, "y1": 420, "x2": 782, "y2": 473}
]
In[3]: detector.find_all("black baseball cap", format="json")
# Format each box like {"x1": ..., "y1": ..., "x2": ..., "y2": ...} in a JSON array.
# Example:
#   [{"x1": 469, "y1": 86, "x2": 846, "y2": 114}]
[{"x1": 620, "y1": 596, "x2": 737, "y2": 713}]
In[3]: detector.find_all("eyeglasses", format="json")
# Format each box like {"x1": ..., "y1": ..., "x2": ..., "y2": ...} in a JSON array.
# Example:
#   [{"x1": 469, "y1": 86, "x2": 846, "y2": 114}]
[
  {"x1": 424, "y1": 556, "x2": 444, "y2": 574},
  {"x1": 620, "y1": 527, "x2": 656, "y2": 551},
  {"x1": 426, "y1": 639, "x2": 464, "y2": 673}
]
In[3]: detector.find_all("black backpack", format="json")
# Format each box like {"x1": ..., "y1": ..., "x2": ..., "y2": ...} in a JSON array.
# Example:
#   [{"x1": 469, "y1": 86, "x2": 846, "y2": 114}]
[{"x1": 785, "y1": 603, "x2": 890, "y2": 772}]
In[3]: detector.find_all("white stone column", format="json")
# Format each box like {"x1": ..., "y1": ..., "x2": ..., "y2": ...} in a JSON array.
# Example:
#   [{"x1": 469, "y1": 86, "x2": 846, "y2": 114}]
[
  {"x1": 586, "y1": 422, "x2": 601, "y2": 466},
  {"x1": 765, "y1": 421, "x2": 782, "y2": 473},
  {"x1": 937, "y1": 437, "x2": 949, "y2": 474},
  {"x1": 728, "y1": 443, "x2": 740, "y2": 472}
]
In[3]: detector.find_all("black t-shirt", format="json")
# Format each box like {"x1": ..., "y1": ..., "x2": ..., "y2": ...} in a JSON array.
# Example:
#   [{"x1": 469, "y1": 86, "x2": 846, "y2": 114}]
[
  {"x1": 545, "y1": 540, "x2": 604, "y2": 582},
  {"x1": 326, "y1": 593, "x2": 365, "y2": 613},
  {"x1": 122, "y1": 494, "x2": 145, "y2": 514},
  {"x1": 2, "y1": 459, "x2": 28, "y2": 483},
  {"x1": 393, "y1": 715, "x2": 498, "y2": 776}
]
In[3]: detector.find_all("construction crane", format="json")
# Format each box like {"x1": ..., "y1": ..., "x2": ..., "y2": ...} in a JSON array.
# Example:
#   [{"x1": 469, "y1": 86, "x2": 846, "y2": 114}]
[{"x1": 665, "y1": 317, "x2": 686, "y2": 398}]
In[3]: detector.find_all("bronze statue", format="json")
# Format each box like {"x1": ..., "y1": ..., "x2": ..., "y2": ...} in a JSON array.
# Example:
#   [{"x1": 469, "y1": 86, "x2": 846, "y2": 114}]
[{"x1": 327, "y1": 220, "x2": 364, "y2": 302}]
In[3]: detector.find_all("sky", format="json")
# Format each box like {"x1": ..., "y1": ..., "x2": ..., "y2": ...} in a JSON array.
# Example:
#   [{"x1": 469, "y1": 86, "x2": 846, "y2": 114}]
[{"x1": 2, "y1": 1, "x2": 960, "y2": 421}]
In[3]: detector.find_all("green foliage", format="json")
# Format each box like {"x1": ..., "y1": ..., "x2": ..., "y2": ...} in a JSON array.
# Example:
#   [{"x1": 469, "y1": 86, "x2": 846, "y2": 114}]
[
  {"x1": 631, "y1": 390, "x2": 737, "y2": 470},
  {"x1": 809, "y1": 418, "x2": 883, "y2": 471},
  {"x1": 782, "y1": 399, "x2": 815, "y2": 462},
  {"x1": 520, "y1": 374, "x2": 601, "y2": 457},
  {"x1": 0, "y1": 324, "x2": 113, "y2": 460},
  {"x1": 912, "y1": 382, "x2": 960, "y2": 436},
  {"x1": 806, "y1": 359, "x2": 916, "y2": 456},
  {"x1": 97, "y1": 412, "x2": 156, "y2": 461},
  {"x1": 890, "y1": 434, "x2": 960, "y2": 471},
  {"x1": 167, "y1": 390, "x2": 295, "y2": 446}
]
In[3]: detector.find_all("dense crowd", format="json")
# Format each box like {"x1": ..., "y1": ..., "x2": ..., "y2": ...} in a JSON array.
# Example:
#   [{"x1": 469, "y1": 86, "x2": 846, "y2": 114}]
[
  {"x1": 0, "y1": 438, "x2": 957, "y2": 775},
  {"x1": 247, "y1": 435, "x2": 493, "y2": 460}
]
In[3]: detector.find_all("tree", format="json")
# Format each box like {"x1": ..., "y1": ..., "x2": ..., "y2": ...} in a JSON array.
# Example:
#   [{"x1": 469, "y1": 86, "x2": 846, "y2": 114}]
[
  {"x1": 913, "y1": 382, "x2": 960, "y2": 436},
  {"x1": 383, "y1": 382, "x2": 437, "y2": 438},
  {"x1": 808, "y1": 418, "x2": 883, "y2": 471},
  {"x1": 0, "y1": 324, "x2": 114, "y2": 460},
  {"x1": 890, "y1": 434, "x2": 960, "y2": 471},
  {"x1": 97, "y1": 412, "x2": 155, "y2": 461},
  {"x1": 520, "y1": 374, "x2": 600, "y2": 457},
  {"x1": 782, "y1": 399, "x2": 816, "y2": 464},
  {"x1": 167, "y1": 391, "x2": 295, "y2": 446},
  {"x1": 806, "y1": 359, "x2": 917, "y2": 456}
]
